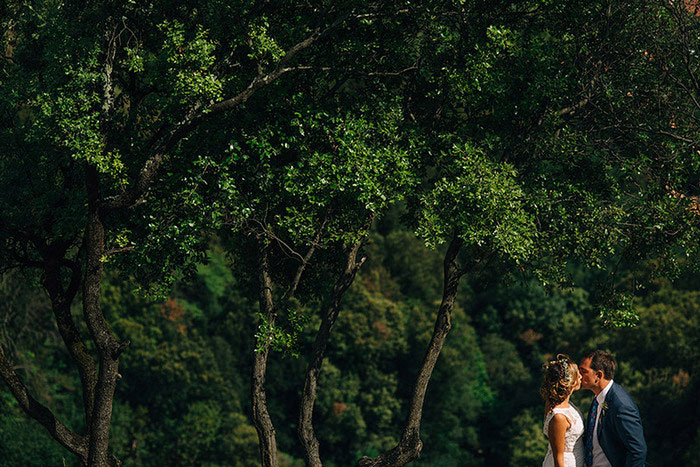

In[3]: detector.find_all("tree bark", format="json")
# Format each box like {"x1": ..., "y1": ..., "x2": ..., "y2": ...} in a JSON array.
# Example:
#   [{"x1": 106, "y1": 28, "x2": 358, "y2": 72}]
[
  {"x1": 298, "y1": 240, "x2": 366, "y2": 467},
  {"x1": 83, "y1": 166, "x2": 124, "y2": 467},
  {"x1": 356, "y1": 233, "x2": 463, "y2": 467},
  {"x1": 251, "y1": 242, "x2": 279, "y2": 467},
  {"x1": 0, "y1": 330, "x2": 88, "y2": 464},
  {"x1": 42, "y1": 257, "x2": 98, "y2": 431}
]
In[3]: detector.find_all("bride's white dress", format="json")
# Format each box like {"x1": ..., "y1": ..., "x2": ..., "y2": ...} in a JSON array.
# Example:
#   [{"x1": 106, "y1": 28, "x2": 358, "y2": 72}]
[{"x1": 542, "y1": 404, "x2": 585, "y2": 467}]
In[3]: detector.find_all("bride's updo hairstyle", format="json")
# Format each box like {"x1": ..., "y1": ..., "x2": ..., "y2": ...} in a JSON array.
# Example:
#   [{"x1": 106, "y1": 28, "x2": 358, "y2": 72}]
[{"x1": 540, "y1": 354, "x2": 578, "y2": 412}]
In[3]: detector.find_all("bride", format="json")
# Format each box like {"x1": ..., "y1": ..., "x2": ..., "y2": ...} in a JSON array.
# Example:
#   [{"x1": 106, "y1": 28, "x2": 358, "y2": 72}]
[{"x1": 541, "y1": 354, "x2": 585, "y2": 467}]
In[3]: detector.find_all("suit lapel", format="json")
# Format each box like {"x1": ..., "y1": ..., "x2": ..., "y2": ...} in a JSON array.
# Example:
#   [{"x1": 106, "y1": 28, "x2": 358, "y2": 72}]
[
  {"x1": 597, "y1": 383, "x2": 615, "y2": 439},
  {"x1": 596, "y1": 404, "x2": 605, "y2": 438}
]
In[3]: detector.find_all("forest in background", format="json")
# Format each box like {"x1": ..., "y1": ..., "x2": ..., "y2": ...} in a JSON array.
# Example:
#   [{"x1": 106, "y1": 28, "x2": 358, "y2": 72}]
[
  {"x1": 2, "y1": 215, "x2": 699, "y2": 465},
  {"x1": 2, "y1": 0, "x2": 700, "y2": 465}
]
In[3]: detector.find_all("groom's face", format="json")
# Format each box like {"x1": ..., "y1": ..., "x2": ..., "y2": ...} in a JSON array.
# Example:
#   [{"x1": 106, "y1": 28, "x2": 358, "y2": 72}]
[{"x1": 579, "y1": 357, "x2": 598, "y2": 390}]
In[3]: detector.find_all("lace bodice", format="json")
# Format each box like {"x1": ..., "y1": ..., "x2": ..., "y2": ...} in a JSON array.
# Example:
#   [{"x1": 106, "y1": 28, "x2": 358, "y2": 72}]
[{"x1": 542, "y1": 403, "x2": 585, "y2": 466}]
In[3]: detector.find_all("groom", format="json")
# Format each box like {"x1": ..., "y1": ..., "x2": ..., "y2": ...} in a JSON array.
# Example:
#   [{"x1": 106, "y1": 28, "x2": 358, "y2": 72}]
[{"x1": 579, "y1": 350, "x2": 647, "y2": 467}]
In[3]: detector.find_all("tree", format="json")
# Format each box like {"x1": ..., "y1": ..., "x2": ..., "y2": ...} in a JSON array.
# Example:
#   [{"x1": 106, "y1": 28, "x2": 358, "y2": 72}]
[
  {"x1": 357, "y1": 1, "x2": 700, "y2": 464},
  {"x1": 0, "y1": 1, "x2": 416, "y2": 464},
  {"x1": 3, "y1": 1, "x2": 700, "y2": 466},
  {"x1": 190, "y1": 105, "x2": 416, "y2": 466}
]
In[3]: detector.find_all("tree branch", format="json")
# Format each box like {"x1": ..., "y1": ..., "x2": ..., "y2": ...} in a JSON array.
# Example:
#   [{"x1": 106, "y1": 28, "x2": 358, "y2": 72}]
[
  {"x1": 248, "y1": 218, "x2": 306, "y2": 262},
  {"x1": 207, "y1": 9, "x2": 356, "y2": 115},
  {"x1": 0, "y1": 348, "x2": 88, "y2": 462},
  {"x1": 103, "y1": 246, "x2": 135, "y2": 257},
  {"x1": 557, "y1": 97, "x2": 590, "y2": 118},
  {"x1": 277, "y1": 208, "x2": 331, "y2": 308},
  {"x1": 357, "y1": 232, "x2": 464, "y2": 466},
  {"x1": 298, "y1": 233, "x2": 369, "y2": 467},
  {"x1": 100, "y1": 20, "x2": 119, "y2": 140},
  {"x1": 103, "y1": 11, "x2": 355, "y2": 212},
  {"x1": 668, "y1": 71, "x2": 700, "y2": 115},
  {"x1": 42, "y1": 254, "x2": 98, "y2": 431},
  {"x1": 282, "y1": 64, "x2": 419, "y2": 77},
  {"x1": 251, "y1": 242, "x2": 279, "y2": 467}
]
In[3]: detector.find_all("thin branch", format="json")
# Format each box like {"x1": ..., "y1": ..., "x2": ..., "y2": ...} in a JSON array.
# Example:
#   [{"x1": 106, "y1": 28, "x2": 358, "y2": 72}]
[
  {"x1": 278, "y1": 208, "x2": 331, "y2": 307},
  {"x1": 676, "y1": 11, "x2": 700, "y2": 94},
  {"x1": 248, "y1": 218, "x2": 305, "y2": 262},
  {"x1": 597, "y1": 123, "x2": 699, "y2": 146},
  {"x1": 367, "y1": 65, "x2": 419, "y2": 76},
  {"x1": 655, "y1": 128, "x2": 697, "y2": 144},
  {"x1": 103, "y1": 10, "x2": 357, "y2": 212},
  {"x1": 103, "y1": 246, "x2": 135, "y2": 257},
  {"x1": 0, "y1": 349, "x2": 88, "y2": 462},
  {"x1": 207, "y1": 26, "x2": 326, "y2": 114},
  {"x1": 283, "y1": 64, "x2": 419, "y2": 77},
  {"x1": 668, "y1": 72, "x2": 700, "y2": 115}
]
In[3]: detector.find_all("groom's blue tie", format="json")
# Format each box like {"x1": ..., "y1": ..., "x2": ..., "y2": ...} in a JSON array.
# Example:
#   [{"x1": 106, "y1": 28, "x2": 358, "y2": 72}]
[{"x1": 585, "y1": 397, "x2": 599, "y2": 467}]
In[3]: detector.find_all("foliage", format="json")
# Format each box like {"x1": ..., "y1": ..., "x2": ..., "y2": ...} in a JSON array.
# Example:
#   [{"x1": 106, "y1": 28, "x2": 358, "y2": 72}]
[
  {"x1": 104, "y1": 249, "x2": 261, "y2": 466},
  {"x1": 416, "y1": 143, "x2": 535, "y2": 264},
  {"x1": 1, "y1": 225, "x2": 700, "y2": 465},
  {"x1": 507, "y1": 408, "x2": 548, "y2": 467},
  {"x1": 2, "y1": 1, "x2": 700, "y2": 465}
]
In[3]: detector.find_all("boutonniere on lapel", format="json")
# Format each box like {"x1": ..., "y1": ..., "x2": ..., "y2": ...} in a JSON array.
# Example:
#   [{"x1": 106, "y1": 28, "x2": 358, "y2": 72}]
[{"x1": 600, "y1": 401, "x2": 609, "y2": 420}]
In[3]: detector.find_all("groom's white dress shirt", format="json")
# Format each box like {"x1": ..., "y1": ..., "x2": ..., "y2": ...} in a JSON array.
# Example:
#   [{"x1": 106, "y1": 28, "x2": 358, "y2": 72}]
[{"x1": 592, "y1": 379, "x2": 614, "y2": 467}]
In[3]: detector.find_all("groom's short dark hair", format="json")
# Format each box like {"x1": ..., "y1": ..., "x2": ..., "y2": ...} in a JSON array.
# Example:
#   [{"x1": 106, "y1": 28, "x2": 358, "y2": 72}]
[{"x1": 583, "y1": 349, "x2": 615, "y2": 379}]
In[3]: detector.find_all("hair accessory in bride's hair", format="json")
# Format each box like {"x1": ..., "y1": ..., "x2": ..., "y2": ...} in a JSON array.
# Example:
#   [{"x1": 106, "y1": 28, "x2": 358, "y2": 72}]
[
  {"x1": 544, "y1": 354, "x2": 572, "y2": 383},
  {"x1": 557, "y1": 354, "x2": 572, "y2": 383}
]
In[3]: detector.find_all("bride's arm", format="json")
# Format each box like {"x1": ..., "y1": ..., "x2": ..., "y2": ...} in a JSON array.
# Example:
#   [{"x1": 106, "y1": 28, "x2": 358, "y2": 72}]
[{"x1": 547, "y1": 413, "x2": 571, "y2": 467}]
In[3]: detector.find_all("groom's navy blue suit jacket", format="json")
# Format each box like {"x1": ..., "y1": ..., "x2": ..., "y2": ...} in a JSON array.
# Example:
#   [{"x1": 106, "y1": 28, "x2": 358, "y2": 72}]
[{"x1": 593, "y1": 382, "x2": 647, "y2": 467}]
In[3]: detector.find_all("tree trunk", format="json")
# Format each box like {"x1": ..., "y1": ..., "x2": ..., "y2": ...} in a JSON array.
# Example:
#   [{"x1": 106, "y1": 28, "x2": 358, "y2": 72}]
[
  {"x1": 42, "y1": 257, "x2": 98, "y2": 431},
  {"x1": 356, "y1": 233, "x2": 463, "y2": 467},
  {"x1": 251, "y1": 242, "x2": 279, "y2": 467},
  {"x1": 83, "y1": 167, "x2": 124, "y2": 467},
  {"x1": 298, "y1": 240, "x2": 366, "y2": 467}
]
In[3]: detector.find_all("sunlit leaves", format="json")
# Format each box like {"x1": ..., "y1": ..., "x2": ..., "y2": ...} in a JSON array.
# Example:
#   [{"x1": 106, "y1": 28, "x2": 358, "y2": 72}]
[
  {"x1": 417, "y1": 143, "x2": 535, "y2": 264},
  {"x1": 247, "y1": 18, "x2": 285, "y2": 66},
  {"x1": 205, "y1": 104, "x2": 417, "y2": 248},
  {"x1": 279, "y1": 107, "x2": 416, "y2": 244},
  {"x1": 158, "y1": 20, "x2": 223, "y2": 107},
  {"x1": 254, "y1": 304, "x2": 308, "y2": 358}
]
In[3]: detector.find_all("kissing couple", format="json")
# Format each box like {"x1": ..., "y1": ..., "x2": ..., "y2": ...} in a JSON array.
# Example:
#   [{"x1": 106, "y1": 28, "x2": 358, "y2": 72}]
[{"x1": 541, "y1": 350, "x2": 647, "y2": 467}]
